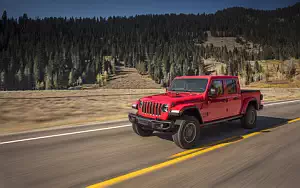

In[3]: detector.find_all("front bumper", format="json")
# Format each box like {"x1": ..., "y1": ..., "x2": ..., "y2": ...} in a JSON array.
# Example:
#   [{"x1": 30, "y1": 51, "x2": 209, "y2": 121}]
[{"x1": 128, "y1": 113, "x2": 176, "y2": 131}]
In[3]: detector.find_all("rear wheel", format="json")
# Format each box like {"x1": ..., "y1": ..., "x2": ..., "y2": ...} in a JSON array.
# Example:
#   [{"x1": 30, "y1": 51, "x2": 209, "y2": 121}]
[
  {"x1": 132, "y1": 123, "x2": 153, "y2": 137},
  {"x1": 172, "y1": 115, "x2": 200, "y2": 149},
  {"x1": 241, "y1": 105, "x2": 257, "y2": 129}
]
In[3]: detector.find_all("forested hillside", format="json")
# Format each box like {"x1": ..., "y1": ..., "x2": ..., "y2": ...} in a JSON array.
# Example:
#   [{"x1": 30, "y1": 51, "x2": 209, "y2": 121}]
[{"x1": 0, "y1": 3, "x2": 300, "y2": 90}]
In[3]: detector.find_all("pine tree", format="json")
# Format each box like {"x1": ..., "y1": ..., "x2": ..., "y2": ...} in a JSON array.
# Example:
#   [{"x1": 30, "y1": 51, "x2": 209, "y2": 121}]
[
  {"x1": 220, "y1": 65, "x2": 225, "y2": 75},
  {"x1": 153, "y1": 63, "x2": 162, "y2": 83},
  {"x1": 77, "y1": 76, "x2": 83, "y2": 86},
  {"x1": 68, "y1": 69, "x2": 74, "y2": 87},
  {"x1": 198, "y1": 57, "x2": 205, "y2": 75},
  {"x1": 111, "y1": 58, "x2": 116, "y2": 75},
  {"x1": 96, "y1": 73, "x2": 103, "y2": 86},
  {"x1": 227, "y1": 60, "x2": 233, "y2": 76},
  {"x1": 33, "y1": 56, "x2": 40, "y2": 88},
  {"x1": 183, "y1": 58, "x2": 189, "y2": 76},
  {"x1": 286, "y1": 59, "x2": 296, "y2": 80},
  {"x1": 45, "y1": 65, "x2": 53, "y2": 90},
  {"x1": 35, "y1": 42, "x2": 47, "y2": 82},
  {"x1": 95, "y1": 55, "x2": 102, "y2": 74},
  {"x1": 170, "y1": 63, "x2": 176, "y2": 81},
  {"x1": 2, "y1": 10, "x2": 7, "y2": 23},
  {"x1": 24, "y1": 62, "x2": 32, "y2": 89},
  {"x1": 0, "y1": 71, "x2": 5, "y2": 90},
  {"x1": 103, "y1": 71, "x2": 108, "y2": 85},
  {"x1": 53, "y1": 72, "x2": 58, "y2": 89},
  {"x1": 16, "y1": 68, "x2": 24, "y2": 89},
  {"x1": 254, "y1": 61, "x2": 260, "y2": 73},
  {"x1": 245, "y1": 61, "x2": 253, "y2": 85}
]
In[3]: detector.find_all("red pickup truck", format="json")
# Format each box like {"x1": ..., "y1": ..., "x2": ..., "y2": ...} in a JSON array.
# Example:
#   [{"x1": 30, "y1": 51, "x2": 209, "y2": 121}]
[{"x1": 129, "y1": 75, "x2": 263, "y2": 149}]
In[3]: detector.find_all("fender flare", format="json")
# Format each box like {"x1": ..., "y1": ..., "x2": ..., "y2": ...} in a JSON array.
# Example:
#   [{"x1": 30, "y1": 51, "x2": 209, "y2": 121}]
[
  {"x1": 172, "y1": 106, "x2": 204, "y2": 124},
  {"x1": 241, "y1": 98, "x2": 258, "y2": 114}
]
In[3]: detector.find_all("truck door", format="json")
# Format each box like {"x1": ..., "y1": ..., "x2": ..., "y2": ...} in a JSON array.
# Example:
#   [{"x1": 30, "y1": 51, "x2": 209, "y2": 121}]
[
  {"x1": 225, "y1": 78, "x2": 241, "y2": 117},
  {"x1": 204, "y1": 79, "x2": 227, "y2": 121}
]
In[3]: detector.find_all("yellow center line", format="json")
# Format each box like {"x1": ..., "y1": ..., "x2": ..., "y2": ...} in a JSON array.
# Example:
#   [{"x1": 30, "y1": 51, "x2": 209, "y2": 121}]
[
  {"x1": 169, "y1": 148, "x2": 206, "y2": 159},
  {"x1": 288, "y1": 118, "x2": 300, "y2": 124},
  {"x1": 87, "y1": 132, "x2": 260, "y2": 188},
  {"x1": 242, "y1": 132, "x2": 261, "y2": 139},
  {"x1": 87, "y1": 142, "x2": 232, "y2": 188},
  {"x1": 87, "y1": 117, "x2": 300, "y2": 188},
  {"x1": 169, "y1": 136, "x2": 240, "y2": 159},
  {"x1": 260, "y1": 128, "x2": 273, "y2": 132}
]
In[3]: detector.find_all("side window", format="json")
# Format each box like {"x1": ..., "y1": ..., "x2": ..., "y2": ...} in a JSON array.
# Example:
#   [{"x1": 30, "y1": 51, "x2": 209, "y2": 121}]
[
  {"x1": 210, "y1": 80, "x2": 224, "y2": 96},
  {"x1": 226, "y1": 79, "x2": 237, "y2": 94}
]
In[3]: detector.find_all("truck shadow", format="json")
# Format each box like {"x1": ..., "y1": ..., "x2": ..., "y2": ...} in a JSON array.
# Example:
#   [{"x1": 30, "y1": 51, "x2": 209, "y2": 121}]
[{"x1": 153, "y1": 116, "x2": 290, "y2": 149}]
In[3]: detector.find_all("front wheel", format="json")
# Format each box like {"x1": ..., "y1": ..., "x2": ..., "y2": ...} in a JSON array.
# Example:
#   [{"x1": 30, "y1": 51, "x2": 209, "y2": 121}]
[
  {"x1": 132, "y1": 123, "x2": 153, "y2": 137},
  {"x1": 241, "y1": 105, "x2": 257, "y2": 129},
  {"x1": 172, "y1": 115, "x2": 200, "y2": 149}
]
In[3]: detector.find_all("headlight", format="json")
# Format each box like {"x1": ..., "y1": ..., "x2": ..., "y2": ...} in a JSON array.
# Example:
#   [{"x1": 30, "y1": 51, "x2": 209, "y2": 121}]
[
  {"x1": 132, "y1": 103, "x2": 138, "y2": 109},
  {"x1": 139, "y1": 100, "x2": 143, "y2": 108},
  {"x1": 161, "y1": 104, "x2": 169, "y2": 112}
]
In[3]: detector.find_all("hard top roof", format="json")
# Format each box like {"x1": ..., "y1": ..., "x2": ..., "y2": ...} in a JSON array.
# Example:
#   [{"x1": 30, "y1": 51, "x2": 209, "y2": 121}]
[{"x1": 174, "y1": 75, "x2": 238, "y2": 79}]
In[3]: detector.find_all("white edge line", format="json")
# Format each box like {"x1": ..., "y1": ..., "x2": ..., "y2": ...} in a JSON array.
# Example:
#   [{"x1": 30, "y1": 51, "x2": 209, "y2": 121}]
[
  {"x1": 1, "y1": 99, "x2": 300, "y2": 145},
  {"x1": 0, "y1": 118, "x2": 129, "y2": 137},
  {"x1": 264, "y1": 99, "x2": 300, "y2": 106},
  {"x1": 0, "y1": 124, "x2": 131, "y2": 145}
]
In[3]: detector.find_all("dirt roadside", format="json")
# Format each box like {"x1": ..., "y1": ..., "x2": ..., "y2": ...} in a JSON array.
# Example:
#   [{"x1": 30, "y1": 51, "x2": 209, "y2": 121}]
[{"x1": 0, "y1": 88, "x2": 299, "y2": 135}]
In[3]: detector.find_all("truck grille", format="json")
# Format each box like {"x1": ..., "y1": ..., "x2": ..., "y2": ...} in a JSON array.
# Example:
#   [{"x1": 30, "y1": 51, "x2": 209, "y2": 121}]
[{"x1": 141, "y1": 102, "x2": 162, "y2": 116}]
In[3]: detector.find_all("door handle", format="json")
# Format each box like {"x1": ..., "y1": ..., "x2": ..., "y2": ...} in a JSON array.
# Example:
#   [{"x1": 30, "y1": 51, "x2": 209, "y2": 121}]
[{"x1": 233, "y1": 97, "x2": 239, "y2": 100}]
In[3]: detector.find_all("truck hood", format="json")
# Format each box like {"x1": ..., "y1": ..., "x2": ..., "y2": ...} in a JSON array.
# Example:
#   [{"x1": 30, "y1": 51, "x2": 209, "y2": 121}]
[{"x1": 141, "y1": 92, "x2": 205, "y2": 105}]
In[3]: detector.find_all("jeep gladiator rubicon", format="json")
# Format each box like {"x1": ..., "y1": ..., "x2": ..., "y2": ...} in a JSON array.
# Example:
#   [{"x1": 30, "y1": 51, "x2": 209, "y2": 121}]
[{"x1": 128, "y1": 75, "x2": 264, "y2": 149}]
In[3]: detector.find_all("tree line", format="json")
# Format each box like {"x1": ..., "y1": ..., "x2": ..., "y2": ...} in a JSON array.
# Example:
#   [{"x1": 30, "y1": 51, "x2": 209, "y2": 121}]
[{"x1": 0, "y1": 2, "x2": 299, "y2": 90}]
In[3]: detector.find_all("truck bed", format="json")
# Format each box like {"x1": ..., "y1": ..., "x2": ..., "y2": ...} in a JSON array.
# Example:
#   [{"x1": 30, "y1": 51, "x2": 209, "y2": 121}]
[{"x1": 241, "y1": 89, "x2": 263, "y2": 109}]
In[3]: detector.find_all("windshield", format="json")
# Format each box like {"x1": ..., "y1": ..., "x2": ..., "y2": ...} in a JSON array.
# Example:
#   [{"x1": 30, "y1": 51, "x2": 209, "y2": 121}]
[{"x1": 169, "y1": 78, "x2": 208, "y2": 93}]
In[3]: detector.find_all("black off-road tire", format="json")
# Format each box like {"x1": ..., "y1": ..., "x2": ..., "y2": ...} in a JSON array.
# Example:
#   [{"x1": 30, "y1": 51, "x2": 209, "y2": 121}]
[
  {"x1": 172, "y1": 115, "x2": 200, "y2": 149},
  {"x1": 241, "y1": 105, "x2": 257, "y2": 129},
  {"x1": 132, "y1": 123, "x2": 154, "y2": 137}
]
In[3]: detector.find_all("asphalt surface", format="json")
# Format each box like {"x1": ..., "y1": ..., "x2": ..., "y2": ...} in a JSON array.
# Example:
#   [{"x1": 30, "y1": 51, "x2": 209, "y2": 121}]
[{"x1": 1, "y1": 101, "x2": 300, "y2": 188}]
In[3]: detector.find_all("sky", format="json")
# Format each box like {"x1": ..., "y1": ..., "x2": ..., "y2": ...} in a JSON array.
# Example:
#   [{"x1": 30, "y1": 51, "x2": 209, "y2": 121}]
[{"x1": 1, "y1": 0, "x2": 299, "y2": 18}]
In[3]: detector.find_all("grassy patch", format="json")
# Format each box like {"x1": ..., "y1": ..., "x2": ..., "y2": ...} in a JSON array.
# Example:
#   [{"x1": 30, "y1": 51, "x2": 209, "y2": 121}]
[
  {"x1": 248, "y1": 80, "x2": 300, "y2": 88},
  {"x1": 0, "y1": 89, "x2": 164, "y2": 134},
  {"x1": 0, "y1": 88, "x2": 300, "y2": 134}
]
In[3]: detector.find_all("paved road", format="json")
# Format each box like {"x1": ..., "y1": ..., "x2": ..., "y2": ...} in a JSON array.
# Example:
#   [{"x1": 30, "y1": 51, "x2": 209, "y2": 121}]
[{"x1": 1, "y1": 100, "x2": 300, "y2": 188}]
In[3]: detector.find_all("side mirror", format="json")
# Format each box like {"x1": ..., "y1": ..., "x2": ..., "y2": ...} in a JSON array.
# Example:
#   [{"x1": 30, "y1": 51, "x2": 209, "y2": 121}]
[{"x1": 209, "y1": 88, "x2": 217, "y2": 97}]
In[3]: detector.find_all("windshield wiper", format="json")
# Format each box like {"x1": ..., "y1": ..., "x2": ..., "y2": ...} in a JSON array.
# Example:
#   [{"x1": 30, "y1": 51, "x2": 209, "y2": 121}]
[
  {"x1": 184, "y1": 88, "x2": 205, "y2": 92},
  {"x1": 170, "y1": 89, "x2": 184, "y2": 92}
]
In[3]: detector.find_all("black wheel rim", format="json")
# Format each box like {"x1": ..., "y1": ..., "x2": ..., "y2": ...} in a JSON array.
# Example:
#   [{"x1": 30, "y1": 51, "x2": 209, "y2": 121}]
[{"x1": 183, "y1": 123, "x2": 197, "y2": 143}]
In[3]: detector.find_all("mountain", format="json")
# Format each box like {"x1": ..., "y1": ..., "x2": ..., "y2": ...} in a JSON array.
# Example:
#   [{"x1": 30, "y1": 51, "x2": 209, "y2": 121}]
[{"x1": 0, "y1": 3, "x2": 300, "y2": 90}]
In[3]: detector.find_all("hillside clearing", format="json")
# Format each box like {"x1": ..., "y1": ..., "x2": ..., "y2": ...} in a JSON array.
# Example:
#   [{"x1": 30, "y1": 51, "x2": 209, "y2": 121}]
[
  {"x1": 81, "y1": 67, "x2": 162, "y2": 90},
  {"x1": 203, "y1": 31, "x2": 260, "y2": 53},
  {"x1": 102, "y1": 67, "x2": 161, "y2": 89}
]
